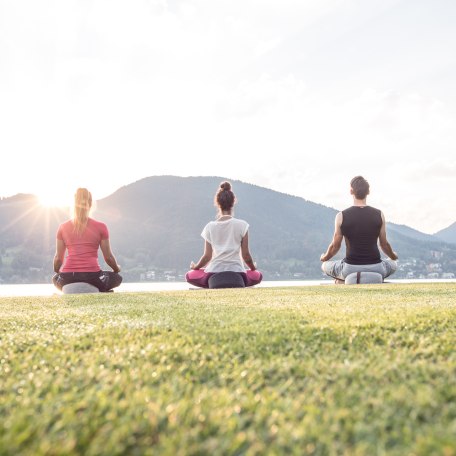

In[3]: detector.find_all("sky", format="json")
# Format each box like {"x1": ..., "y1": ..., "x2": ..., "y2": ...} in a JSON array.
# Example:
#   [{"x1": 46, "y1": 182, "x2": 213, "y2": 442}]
[{"x1": 1, "y1": 0, "x2": 455, "y2": 234}]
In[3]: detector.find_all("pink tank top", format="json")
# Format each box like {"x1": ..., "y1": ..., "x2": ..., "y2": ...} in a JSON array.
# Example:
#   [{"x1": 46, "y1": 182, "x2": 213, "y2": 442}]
[{"x1": 57, "y1": 218, "x2": 109, "y2": 272}]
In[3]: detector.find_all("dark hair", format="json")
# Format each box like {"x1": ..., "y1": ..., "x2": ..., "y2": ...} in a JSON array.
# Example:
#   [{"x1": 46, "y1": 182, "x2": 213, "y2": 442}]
[
  {"x1": 350, "y1": 176, "x2": 370, "y2": 199},
  {"x1": 215, "y1": 181, "x2": 236, "y2": 212}
]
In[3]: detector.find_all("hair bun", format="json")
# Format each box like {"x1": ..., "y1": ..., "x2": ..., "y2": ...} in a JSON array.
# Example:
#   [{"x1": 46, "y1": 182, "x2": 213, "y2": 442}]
[{"x1": 220, "y1": 181, "x2": 231, "y2": 191}]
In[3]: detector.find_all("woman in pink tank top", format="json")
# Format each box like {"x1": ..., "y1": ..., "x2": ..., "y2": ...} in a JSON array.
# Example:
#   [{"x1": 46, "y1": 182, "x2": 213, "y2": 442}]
[{"x1": 52, "y1": 188, "x2": 122, "y2": 292}]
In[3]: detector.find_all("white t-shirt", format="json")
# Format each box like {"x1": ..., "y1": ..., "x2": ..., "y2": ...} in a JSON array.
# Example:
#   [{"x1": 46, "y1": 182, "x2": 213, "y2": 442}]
[{"x1": 201, "y1": 217, "x2": 249, "y2": 273}]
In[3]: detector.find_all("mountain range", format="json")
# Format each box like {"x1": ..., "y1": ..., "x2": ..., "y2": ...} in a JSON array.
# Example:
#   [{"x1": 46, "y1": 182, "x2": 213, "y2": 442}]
[
  {"x1": 1, "y1": 176, "x2": 456, "y2": 283},
  {"x1": 434, "y1": 222, "x2": 456, "y2": 244}
]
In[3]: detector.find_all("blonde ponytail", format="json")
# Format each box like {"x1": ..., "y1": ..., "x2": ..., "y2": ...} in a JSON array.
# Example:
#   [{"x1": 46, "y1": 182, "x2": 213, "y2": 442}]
[{"x1": 73, "y1": 188, "x2": 92, "y2": 235}]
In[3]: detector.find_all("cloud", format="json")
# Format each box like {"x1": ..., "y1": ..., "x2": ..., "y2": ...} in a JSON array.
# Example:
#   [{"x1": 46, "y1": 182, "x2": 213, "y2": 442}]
[{"x1": 214, "y1": 74, "x2": 306, "y2": 119}]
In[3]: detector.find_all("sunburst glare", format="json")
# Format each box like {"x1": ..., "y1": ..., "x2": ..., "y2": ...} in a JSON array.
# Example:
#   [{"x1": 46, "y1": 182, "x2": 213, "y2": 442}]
[{"x1": 38, "y1": 192, "x2": 72, "y2": 208}]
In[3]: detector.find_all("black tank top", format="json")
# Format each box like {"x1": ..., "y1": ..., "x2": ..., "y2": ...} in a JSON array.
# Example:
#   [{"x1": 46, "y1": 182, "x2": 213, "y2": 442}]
[{"x1": 341, "y1": 206, "x2": 382, "y2": 265}]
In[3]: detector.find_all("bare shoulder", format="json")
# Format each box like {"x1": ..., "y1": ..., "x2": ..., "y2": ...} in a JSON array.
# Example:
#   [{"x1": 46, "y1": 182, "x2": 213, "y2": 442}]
[{"x1": 335, "y1": 211, "x2": 343, "y2": 224}]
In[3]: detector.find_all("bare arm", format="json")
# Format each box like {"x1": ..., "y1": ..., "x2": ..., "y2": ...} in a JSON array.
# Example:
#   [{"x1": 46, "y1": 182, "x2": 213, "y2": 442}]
[
  {"x1": 241, "y1": 231, "x2": 256, "y2": 270},
  {"x1": 53, "y1": 239, "x2": 66, "y2": 273},
  {"x1": 320, "y1": 212, "x2": 344, "y2": 262},
  {"x1": 100, "y1": 238, "x2": 121, "y2": 273},
  {"x1": 378, "y1": 212, "x2": 398, "y2": 260},
  {"x1": 190, "y1": 241, "x2": 213, "y2": 270}
]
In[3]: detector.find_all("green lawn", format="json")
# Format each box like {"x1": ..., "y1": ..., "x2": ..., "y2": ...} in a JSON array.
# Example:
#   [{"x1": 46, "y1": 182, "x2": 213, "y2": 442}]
[{"x1": 0, "y1": 284, "x2": 455, "y2": 455}]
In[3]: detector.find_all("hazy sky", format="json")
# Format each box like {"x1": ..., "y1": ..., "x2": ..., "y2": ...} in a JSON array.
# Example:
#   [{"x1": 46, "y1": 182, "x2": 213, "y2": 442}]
[{"x1": 1, "y1": 0, "x2": 455, "y2": 233}]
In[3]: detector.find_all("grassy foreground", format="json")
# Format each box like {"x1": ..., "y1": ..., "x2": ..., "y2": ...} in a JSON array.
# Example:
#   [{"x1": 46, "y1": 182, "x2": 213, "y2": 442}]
[{"x1": 0, "y1": 284, "x2": 455, "y2": 456}]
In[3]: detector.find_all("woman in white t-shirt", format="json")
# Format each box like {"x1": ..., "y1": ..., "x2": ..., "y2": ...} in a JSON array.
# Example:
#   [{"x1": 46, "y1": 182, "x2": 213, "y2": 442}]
[{"x1": 186, "y1": 181, "x2": 263, "y2": 288}]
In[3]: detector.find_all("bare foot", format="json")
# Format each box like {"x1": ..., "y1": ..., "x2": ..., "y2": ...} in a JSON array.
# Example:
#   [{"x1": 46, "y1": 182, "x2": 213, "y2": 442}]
[{"x1": 334, "y1": 279, "x2": 345, "y2": 285}]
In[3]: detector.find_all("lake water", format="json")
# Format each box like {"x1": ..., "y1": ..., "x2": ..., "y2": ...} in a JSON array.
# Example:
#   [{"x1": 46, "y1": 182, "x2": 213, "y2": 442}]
[{"x1": 0, "y1": 279, "x2": 455, "y2": 297}]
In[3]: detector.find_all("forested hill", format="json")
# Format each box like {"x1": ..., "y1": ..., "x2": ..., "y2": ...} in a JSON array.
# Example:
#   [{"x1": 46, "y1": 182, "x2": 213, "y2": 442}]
[
  {"x1": 435, "y1": 222, "x2": 456, "y2": 244},
  {"x1": 1, "y1": 175, "x2": 456, "y2": 283},
  {"x1": 94, "y1": 176, "x2": 337, "y2": 279}
]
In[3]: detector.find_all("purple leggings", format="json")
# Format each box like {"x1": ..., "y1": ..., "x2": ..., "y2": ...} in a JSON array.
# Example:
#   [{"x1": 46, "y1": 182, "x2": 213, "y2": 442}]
[{"x1": 186, "y1": 269, "x2": 263, "y2": 288}]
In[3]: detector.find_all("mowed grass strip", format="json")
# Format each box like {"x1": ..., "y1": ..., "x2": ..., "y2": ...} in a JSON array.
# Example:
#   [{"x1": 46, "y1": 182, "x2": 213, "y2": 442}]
[{"x1": 0, "y1": 284, "x2": 455, "y2": 456}]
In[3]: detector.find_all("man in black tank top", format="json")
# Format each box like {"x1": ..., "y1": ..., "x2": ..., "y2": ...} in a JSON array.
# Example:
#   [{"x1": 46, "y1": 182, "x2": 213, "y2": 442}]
[{"x1": 320, "y1": 176, "x2": 398, "y2": 283}]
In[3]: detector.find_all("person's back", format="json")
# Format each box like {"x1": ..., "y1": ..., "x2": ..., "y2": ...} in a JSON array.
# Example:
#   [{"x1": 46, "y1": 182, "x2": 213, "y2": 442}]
[
  {"x1": 52, "y1": 188, "x2": 122, "y2": 292},
  {"x1": 57, "y1": 218, "x2": 108, "y2": 272},
  {"x1": 320, "y1": 176, "x2": 398, "y2": 282},
  {"x1": 203, "y1": 217, "x2": 249, "y2": 273},
  {"x1": 186, "y1": 181, "x2": 262, "y2": 288},
  {"x1": 341, "y1": 206, "x2": 382, "y2": 265}
]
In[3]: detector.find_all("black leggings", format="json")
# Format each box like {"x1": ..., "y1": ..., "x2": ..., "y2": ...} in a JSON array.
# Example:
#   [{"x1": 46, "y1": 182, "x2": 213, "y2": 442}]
[{"x1": 52, "y1": 271, "x2": 123, "y2": 292}]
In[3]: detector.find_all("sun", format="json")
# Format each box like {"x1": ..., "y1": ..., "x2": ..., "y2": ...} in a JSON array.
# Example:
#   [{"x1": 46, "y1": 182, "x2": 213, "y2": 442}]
[{"x1": 38, "y1": 192, "x2": 72, "y2": 208}]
